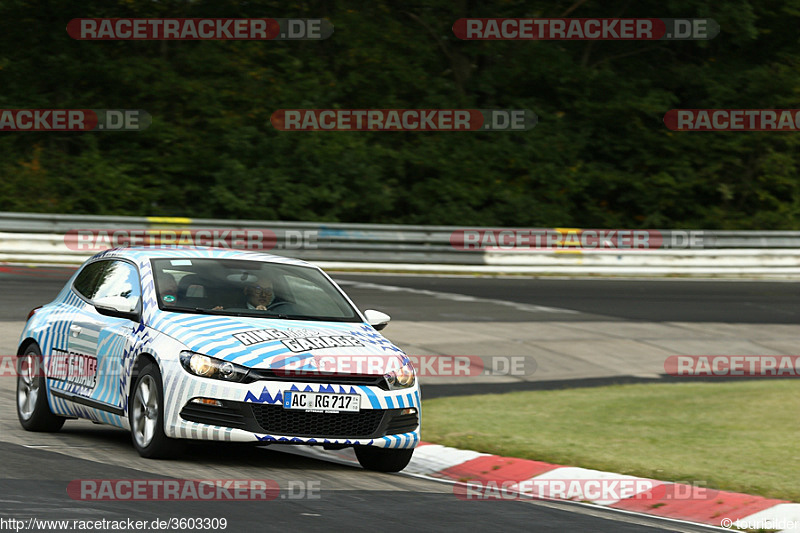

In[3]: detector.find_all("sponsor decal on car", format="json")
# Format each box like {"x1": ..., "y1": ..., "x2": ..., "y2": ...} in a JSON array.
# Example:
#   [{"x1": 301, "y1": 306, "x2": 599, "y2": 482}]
[
  {"x1": 233, "y1": 328, "x2": 364, "y2": 351},
  {"x1": 281, "y1": 336, "x2": 364, "y2": 352},
  {"x1": 48, "y1": 349, "x2": 98, "y2": 389}
]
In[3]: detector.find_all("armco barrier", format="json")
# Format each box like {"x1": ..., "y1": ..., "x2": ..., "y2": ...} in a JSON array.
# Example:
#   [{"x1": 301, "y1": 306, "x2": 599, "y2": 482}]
[{"x1": 2, "y1": 212, "x2": 800, "y2": 276}]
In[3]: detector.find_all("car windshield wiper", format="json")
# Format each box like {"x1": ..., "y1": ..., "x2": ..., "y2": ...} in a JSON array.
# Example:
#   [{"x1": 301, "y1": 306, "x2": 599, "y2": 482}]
[
  {"x1": 248, "y1": 312, "x2": 290, "y2": 319},
  {"x1": 163, "y1": 307, "x2": 345, "y2": 321},
  {"x1": 281, "y1": 314, "x2": 359, "y2": 322},
  {"x1": 162, "y1": 306, "x2": 206, "y2": 314},
  {"x1": 195, "y1": 308, "x2": 280, "y2": 318},
  {"x1": 201, "y1": 308, "x2": 291, "y2": 319},
  {"x1": 162, "y1": 306, "x2": 243, "y2": 316}
]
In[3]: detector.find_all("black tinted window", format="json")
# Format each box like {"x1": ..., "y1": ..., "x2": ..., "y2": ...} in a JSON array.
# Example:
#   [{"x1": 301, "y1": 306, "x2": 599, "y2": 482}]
[
  {"x1": 73, "y1": 261, "x2": 107, "y2": 299},
  {"x1": 150, "y1": 258, "x2": 358, "y2": 321}
]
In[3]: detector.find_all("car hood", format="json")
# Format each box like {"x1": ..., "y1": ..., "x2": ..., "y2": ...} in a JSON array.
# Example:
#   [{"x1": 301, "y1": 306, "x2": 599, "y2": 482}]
[{"x1": 151, "y1": 311, "x2": 407, "y2": 371}]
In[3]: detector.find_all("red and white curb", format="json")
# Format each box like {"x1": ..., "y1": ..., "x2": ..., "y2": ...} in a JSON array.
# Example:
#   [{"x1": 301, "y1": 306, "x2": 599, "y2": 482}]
[{"x1": 281, "y1": 442, "x2": 799, "y2": 532}]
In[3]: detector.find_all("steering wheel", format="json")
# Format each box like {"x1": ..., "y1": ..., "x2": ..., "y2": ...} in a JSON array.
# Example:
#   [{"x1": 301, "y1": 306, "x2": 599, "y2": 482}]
[{"x1": 267, "y1": 301, "x2": 292, "y2": 313}]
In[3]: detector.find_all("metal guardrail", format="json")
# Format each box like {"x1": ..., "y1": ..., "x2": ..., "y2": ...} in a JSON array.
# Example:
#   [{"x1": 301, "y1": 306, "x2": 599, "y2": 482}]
[
  {"x1": 3, "y1": 211, "x2": 800, "y2": 246},
  {"x1": 2, "y1": 212, "x2": 800, "y2": 276}
]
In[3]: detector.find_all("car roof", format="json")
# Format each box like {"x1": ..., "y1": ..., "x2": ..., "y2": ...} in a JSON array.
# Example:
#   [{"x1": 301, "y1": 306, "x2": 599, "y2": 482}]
[{"x1": 89, "y1": 246, "x2": 316, "y2": 269}]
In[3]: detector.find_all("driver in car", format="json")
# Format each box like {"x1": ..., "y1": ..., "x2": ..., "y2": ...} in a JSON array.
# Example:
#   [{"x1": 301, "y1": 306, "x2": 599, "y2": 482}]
[
  {"x1": 212, "y1": 276, "x2": 275, "y2": 311},
  {"x1": 244, "y1": 278, "x2": 274, "y2": 310}
]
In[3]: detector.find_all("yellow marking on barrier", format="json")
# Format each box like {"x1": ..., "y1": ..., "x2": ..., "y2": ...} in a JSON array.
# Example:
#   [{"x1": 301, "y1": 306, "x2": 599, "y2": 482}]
[
  {"x1": 145, "y1": 229, "x2": 192, "y2": 234},
  {"x1": 147, "y1": 217, "x2": 193, "y2": 225},
  {"x1": 554, "y1": 227, "x2": 583, "y2": 248},
  {"x1": 553, "y1": 249, "x2": 583, "y2": 255},
  {"x1": 141, "y1": 228, "x2": 197, "y2": 246}
]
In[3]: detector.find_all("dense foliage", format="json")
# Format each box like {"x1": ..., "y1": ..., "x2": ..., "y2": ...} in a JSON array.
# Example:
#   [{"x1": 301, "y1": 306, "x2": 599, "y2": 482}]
[{"x1": 1, "y1": 0, "x2": 799, "y2": 228}]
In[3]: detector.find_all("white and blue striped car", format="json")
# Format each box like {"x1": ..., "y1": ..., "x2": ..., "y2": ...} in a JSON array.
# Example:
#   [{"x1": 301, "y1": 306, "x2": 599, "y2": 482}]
[{"x1": 17, "y1": 247, "x2": 419, "y2": 472}]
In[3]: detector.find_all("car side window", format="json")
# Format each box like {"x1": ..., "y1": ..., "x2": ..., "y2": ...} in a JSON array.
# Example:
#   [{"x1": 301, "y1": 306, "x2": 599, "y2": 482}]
[
  {"x1": 93, "y1": 261, "x2": 141, "y2": 305},
  {"x1": 73, "y1": 260, "x2": 108, "y2": 299}
]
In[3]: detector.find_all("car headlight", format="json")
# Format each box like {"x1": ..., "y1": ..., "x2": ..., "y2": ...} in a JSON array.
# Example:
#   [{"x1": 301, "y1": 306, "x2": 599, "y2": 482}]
[
  {"x1": 179, "y1": 351, "x2": 249, "y2": 382},
  {"x1": 384, "y1": 361, "x2": 415, "y2": 390}
]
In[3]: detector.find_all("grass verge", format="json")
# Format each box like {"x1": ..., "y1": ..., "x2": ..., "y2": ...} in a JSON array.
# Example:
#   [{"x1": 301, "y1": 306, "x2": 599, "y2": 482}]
[{"x1": 421, "y1": 380, "x2": 800, "y2": 501}]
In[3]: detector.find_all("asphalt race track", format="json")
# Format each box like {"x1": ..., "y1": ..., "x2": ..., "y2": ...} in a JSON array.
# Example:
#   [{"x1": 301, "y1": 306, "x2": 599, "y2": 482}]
[
  {"x1": 334, "y1": 273, "x2": 800, "y2": 323},
  {"x1": 2, "y1": 265, "x2": 800, "y2": 322},
  {"x1": 0, "y1": 266, "x2": 778, "y2": 532}
]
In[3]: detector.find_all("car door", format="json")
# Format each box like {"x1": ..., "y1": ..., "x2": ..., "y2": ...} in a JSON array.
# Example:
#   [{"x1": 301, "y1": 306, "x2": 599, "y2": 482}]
[
  {"x1": 66, "y1": 259, "x2": 141, "y2": 414},
  {"x1": 46, "y1": 259, "x2": 107, "y2": 406},
  {"x1": 44, "y1": 260, "x2": 105, "y2": 361}
]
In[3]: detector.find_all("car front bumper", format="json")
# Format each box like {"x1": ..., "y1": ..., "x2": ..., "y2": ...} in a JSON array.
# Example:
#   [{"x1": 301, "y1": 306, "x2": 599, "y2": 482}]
[{"x1": 161, "y1": 362, "x2": 421, "y2": 449}]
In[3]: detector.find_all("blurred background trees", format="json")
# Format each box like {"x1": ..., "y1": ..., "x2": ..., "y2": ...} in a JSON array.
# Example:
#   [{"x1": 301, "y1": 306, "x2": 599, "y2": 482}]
[{"x1": 1, "y1": 0, "x2": 798, "y2": 228}]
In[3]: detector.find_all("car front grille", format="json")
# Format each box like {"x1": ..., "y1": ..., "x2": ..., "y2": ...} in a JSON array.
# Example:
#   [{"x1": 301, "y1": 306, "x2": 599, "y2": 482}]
[
  {"x1": 180, "y1": 400, "x2": 418, "y2": 439},
  {"x1": 250, "y1": 404, "x2": 385, "y2": 438}
]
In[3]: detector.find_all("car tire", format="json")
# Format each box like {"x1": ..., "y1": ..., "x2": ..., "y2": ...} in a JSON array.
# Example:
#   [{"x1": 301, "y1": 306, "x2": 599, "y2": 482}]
[
  {"x1": 17, "y1": 345, "x2": 66, "y2": 432},
  {"x1": 129, "y1": 362, "x2": 183, "y2": 459},
  {"x1": 355, "y1": 446, "x2": 414, "y2": 473}
]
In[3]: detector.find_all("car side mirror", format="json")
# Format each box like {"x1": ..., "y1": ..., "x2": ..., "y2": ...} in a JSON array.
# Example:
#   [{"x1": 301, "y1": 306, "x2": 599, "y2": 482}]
[
  {"x1": 364, "y1": 309, "x2": 391, "y2": 331},
  {"x1": 94, "y1": 296, "x2": 140, "y2": 322}
]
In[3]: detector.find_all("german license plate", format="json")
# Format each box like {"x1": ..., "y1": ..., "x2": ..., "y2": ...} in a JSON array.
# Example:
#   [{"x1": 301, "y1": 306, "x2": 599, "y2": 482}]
[{"x1": 283, "y1": 391, "x2": 360, "y2": 413}]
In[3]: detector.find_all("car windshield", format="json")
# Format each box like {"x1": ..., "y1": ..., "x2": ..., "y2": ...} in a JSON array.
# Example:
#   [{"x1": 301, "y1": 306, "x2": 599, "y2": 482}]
[{"x1": 151, "y1": 258, "x2": 359, "y2": 322}]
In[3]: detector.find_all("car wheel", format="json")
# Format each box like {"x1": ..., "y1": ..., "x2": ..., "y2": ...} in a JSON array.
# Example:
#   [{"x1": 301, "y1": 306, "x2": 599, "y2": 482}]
[
  {"x1": 16, "y1": 345, "x2": 66, "y2": 432},
  {"x1": 130, "y1": 363, "x2": 182, "y2": 458},
  {"x1": 355, "y1": 446, "x2": 414, "y2": 473}
]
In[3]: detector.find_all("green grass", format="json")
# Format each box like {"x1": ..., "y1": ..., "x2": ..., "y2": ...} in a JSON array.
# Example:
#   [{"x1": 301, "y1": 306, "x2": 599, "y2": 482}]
[{"x1": 421, "y1": 381, "x2": 800, "y2": 502}]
